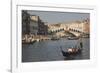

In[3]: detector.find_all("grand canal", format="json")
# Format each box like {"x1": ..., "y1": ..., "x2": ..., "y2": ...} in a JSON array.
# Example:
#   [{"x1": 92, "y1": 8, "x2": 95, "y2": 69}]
[{"x1": 22, "y1": 38, "x2": 90, "y2": 62}]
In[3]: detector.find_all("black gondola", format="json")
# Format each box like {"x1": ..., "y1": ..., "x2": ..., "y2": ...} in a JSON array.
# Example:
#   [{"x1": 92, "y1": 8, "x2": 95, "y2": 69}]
[{"x1": 60, "y1": 47, "x2": 82, "y2": 57}]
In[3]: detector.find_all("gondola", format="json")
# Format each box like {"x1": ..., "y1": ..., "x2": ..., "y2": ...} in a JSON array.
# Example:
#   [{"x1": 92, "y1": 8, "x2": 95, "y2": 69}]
[{"x1": 60, "y1": 47, "x2": 82, "y2": 57}]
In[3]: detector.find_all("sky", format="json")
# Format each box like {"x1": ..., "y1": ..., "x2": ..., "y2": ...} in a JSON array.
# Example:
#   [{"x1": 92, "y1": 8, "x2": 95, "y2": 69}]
[{"x1": 27, "y1": 10, "x2": 90, "y2": 24}]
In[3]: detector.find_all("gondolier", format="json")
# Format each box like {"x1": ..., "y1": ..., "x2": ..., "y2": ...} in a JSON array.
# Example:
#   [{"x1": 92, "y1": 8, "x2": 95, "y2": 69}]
[{"x1": 80, "y1": 42, "x2": 83, "y2": 49}]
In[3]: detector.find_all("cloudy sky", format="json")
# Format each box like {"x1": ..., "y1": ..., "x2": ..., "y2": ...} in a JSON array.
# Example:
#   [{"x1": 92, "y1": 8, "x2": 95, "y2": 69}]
[{"x1": 27, "y1": 10, "x2": 90, "y2": 24}]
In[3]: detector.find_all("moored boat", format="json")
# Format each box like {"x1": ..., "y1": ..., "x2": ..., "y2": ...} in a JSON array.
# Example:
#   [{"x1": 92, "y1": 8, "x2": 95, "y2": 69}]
[
  {"x1": 22, "y1": 40, "x2": 36, "y2": 44},
  {"x1": 51, "y1": 37, "x2": 59, "y2": 40},
  {"x1": 67, "y1": 36, "x2": 79, "y2": 40}
]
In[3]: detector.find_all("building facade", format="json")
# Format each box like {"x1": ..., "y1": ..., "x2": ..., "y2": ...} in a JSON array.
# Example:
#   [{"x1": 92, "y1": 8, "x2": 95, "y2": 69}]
[
  {"x1": 30, "y1": 15, "x2": 39, "y2": 35},
  {"x1": 29, "y1": 15, "x2": 48, "y2": 35},
  {"x1": 38, "y1": 20, "x2": 48, "y2": 35},
  {"x1": 68, "y1": 19, "x2": 90, "y2": 34},
  {"x1": 22, "y1": 10, "x2": 30, "y2": 35}
]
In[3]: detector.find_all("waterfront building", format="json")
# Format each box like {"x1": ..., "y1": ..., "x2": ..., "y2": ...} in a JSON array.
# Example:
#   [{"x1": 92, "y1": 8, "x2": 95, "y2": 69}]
[
  {"x1": 68, "y1": 19, "x2": 90, "y2": 34},
  {"x1": 22, "y1": 10, "x2": 30, "y2": 35},
  {"x1": 82, "y1": 18, "x2": 90, "y2": 34},
  {"x1": 38, "y1": 20, "x2": 48, "y2": 35},
  {"x1": 30, "y1": 15, "x2": 39, "y2": 35},
  {"x1": 29, "y1": 15, "x2": 48, "y2": 35}
]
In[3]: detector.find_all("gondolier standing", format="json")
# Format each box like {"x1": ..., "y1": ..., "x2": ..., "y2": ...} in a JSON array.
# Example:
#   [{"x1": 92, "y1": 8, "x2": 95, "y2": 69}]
[{"x1": 80, "y1": 42, "x2": 83, "y2": 49}]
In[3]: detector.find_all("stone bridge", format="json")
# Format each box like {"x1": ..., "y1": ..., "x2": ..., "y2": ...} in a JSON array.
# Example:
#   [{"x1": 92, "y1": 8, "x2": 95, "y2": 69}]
[{"x1": 68, "y1": 31, "x2": 81, "y2": 37}]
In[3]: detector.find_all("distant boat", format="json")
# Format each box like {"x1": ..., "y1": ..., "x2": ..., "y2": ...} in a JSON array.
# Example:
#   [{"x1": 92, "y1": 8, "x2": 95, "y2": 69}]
[
  {"x1": 67, "y1": 36, "x2": 79, "y2": 40},
  {"x1": 60, "y1": 46, "x2": 82, "y2": 57},
  {"x1": 51, "y1": 37, "x2": 59, "y2": 40},
  {"x1": 22, "y1": 40, "x2": 36, "y2": 44}
]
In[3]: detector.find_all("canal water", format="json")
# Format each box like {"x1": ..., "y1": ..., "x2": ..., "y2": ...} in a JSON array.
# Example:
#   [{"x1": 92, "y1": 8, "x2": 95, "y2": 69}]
[{"x1": 22, "y1": 38, "x2": 90, "y2": 62}]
